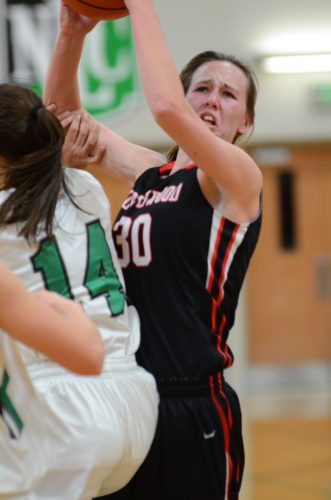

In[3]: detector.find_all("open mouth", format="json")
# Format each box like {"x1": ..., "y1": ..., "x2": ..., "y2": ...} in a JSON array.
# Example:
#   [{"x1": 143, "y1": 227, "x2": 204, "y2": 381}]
[{"x1": 201, "y1": 113, "x2": 216, "y2": 126}]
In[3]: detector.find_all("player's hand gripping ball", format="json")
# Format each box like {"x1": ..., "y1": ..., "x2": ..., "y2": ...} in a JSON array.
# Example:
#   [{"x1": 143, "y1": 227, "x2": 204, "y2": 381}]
[{"x1": 64, "y1": 0, "x2": 129, "y2": 20}]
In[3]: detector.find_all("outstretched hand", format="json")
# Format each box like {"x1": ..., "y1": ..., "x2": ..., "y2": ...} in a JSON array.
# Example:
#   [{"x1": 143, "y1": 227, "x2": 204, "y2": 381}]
[{"x1": 60, "y1": 0, "x2": 99, "y2": 36}]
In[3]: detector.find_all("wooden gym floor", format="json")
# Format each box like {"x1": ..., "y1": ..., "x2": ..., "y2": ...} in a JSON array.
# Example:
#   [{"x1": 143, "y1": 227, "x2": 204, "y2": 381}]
[{"x1": 239, "y1": 394, "x2": 331, "y2": 500}]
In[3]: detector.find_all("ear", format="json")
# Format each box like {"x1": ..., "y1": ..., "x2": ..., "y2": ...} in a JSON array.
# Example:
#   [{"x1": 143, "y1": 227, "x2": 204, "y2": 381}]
[{"x1": 238, "y1": 111, "x2": 253, "y2": 136}]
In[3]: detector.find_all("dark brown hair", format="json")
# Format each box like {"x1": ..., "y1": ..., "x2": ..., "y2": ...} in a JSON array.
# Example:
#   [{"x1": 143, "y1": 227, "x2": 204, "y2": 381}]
[
  {"x1": 0, "y1": 83, "x2": 73, "y2": 243},
  {"x1": 167, "y1": 51, "x2": 258, "y2": 161}
]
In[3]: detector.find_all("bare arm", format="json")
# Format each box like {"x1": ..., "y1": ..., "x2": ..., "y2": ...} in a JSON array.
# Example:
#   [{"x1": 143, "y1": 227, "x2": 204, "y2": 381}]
[
  {"x1": 61, "y1": 111, "x2": 165, "y2": 182},
  {"x1": 0, "y1": 262, "x2": 104, "y2": 375},
  {"x1": 123, "y1": 0, "x2": 262, "y2": 216},
  {"x1": 96, "y1": 123, "x2": 166, "y2": 183},
  {"x1": 44, "y1": 1, "x2": 165, "y2": 181},
  {"x1": 43, "y1": 3, "x2": 97, "y2": 112}
]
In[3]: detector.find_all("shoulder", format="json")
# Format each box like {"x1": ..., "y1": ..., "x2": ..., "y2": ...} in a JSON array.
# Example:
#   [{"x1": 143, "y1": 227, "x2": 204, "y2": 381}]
[
  {"x1": 63, "y1": 167, "x2": 102, "y2": 187},
  {"x1": 62, "y1": 167, "x2": 111, "y2": 216},
  {"x1": 63, "y1": 167, "x2": 107, "y2": 198}
]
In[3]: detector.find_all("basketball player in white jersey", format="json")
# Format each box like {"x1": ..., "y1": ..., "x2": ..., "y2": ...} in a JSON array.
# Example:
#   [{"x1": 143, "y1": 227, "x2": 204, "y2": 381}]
[{"x1": 0, "y1": 83, "x2": 159, "y2": 499}]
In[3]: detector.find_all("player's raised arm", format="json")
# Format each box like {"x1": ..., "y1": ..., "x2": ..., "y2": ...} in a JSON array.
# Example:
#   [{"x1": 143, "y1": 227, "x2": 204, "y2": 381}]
[
  {"x1": 124, "y1": 0, "x2": 262, "y2": 220},
  {"x1": 43, "y1": 1, "x2": 98, "y2": 113},
  {"x1": 44, "y1": 1, "x2": 166, "y2": 180}
]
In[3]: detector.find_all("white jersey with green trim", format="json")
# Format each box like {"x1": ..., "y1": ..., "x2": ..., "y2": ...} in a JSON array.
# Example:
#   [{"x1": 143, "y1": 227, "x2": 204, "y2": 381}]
[
  {"x1": 0, "y1": 168, "x2": 140, "y2": 367},
  {"x1": 0, "y1": 169, "x2": 159, "y2": 499}
]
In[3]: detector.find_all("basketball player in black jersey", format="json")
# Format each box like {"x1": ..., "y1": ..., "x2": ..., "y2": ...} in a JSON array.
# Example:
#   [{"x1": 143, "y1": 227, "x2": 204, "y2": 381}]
[{"x1": 45, "y1": 1, "x2": 262, "y2": 498}]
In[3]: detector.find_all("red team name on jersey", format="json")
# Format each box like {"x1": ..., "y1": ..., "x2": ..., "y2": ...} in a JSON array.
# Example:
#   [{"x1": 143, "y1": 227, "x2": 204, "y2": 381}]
[{"x1": 122, "y1": 184, "x2": 183, "y2": 210}]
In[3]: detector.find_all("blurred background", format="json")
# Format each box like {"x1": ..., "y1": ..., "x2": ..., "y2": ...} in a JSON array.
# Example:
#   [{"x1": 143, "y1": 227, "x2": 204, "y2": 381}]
[{"x1": 1, "y1": 0, "x2": 330, "y2": 497}]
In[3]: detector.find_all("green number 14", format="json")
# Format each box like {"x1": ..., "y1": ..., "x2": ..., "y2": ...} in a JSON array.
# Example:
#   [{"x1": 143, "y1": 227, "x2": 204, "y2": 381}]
[{"x1": 31, "y1": 220, "x2": 125, "y2": 316}]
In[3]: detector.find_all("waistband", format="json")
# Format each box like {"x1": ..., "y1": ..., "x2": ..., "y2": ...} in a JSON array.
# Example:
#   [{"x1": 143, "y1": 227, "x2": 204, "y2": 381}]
[
  {"x1": 156, "y1": 374, "x2": 223, "y2": 397},
  {"x1": 27, "y1": 355, "x2": 137, "y2": 381}
]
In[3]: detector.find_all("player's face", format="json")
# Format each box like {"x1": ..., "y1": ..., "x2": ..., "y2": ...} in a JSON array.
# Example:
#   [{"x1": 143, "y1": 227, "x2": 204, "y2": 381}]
[{"x1": 186, "y1": 60, "x2": 252, "y2": 143}]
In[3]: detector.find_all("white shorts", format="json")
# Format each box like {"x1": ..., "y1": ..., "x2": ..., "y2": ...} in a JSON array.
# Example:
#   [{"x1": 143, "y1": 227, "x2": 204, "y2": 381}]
[
  {"x1": 28, "y1": 356, "x2": 159, "y2": 500},
  {"x1": 0, "y1": 336, "x2": 55, "y2": 499}
]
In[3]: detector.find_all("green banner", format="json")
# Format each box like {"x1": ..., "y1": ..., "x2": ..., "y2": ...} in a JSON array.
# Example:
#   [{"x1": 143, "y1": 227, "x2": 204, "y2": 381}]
[{"x1": 5, "y1": 0, "x2": 139, "y2": 118}]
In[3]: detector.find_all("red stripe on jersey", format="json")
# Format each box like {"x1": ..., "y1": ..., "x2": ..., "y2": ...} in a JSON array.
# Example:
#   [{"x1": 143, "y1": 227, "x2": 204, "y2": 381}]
[
  {"x1": 210, "y1": 222, "x2": 240, "y2": 331},
  {"x1": 214, "y1": 313, "x2": 228, "y2": 363},
  {"x1": 207, "y1": 217, "x2": 226, "y2": 293},
  {"x1": 215, "y1": 223, "x2": 240, "y2": 308},
  {"x1": 208, "y1": 220, "x2": 240, "y2": 367},
  {"x1": 211, "y1": 298, "x2": 217, "y2": 332},
  {"x1": 210, "y1": 375, "x2": 234, "y2": 499}
]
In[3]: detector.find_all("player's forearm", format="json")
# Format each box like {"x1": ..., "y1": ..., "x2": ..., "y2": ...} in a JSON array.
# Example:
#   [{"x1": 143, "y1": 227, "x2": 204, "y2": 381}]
[
  {"x1": 127, "y1": 0, "x2": 185, "y2": 120},
  {"x1": 94, "y1": 124, "x2": 166, "y2": 182},
  {"x1": 0, "y1": 264, "x2": 104, "y2": 375},
  {"x1": 33, "y1": 296, "x2": 105, "y2": 375},
  {"x1": 5, "y1": 293, "x2": 104, "y2": 375},
  {"x1": 43, "y1": 32, "x2": 85, "y2": 113}
]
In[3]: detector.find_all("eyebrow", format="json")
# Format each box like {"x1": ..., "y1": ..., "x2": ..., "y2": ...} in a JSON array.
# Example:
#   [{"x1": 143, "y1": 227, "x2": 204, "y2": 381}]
[{"x1": 195, "y1": 79, "x2": 239, "y2": 93}]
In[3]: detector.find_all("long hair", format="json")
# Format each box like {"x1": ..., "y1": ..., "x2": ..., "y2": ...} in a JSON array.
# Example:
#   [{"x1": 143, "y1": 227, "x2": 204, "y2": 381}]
[
  {"x1": 167, "y1": 51, "x2": 258, "y2": 161},
  {"x1": 0, "y1": 83, "x2": 74, "y2": 243}
]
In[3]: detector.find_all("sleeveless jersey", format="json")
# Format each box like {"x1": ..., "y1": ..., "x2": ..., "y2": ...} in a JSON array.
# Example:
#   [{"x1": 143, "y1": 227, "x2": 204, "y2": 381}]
[
  {"x1": 0, "y1": 168, "x2": 140, "y2": 367},
  {"x1": 113, "y1": 163, "x2": 262, "y2": 380}
]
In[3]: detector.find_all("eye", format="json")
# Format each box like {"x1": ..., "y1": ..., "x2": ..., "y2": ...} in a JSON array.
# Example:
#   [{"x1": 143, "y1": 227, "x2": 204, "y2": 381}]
[
  {"x1": 195, "y1": 86, "x2": 209, "y2": 93},
  {"x1": 223, "y1": 90, "x2": 235, "y2": 99}
]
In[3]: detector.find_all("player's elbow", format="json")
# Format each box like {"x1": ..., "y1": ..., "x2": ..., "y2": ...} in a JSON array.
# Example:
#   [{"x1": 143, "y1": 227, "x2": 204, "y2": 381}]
[
  {"x1": 87, "y1": 341, "x2": 104, "y2": 375},
  {"x1": 77, "y1": 335, "x2": 105, "y2": 376},
  {"x1": 152, "y1": 97, "x2": 181, "y2": 130}
]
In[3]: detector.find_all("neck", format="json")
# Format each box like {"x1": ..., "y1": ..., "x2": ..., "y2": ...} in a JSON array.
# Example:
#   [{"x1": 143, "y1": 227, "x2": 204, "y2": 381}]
[{"x1": 172, "y1": 149, "x2": 192, "y2": 173}]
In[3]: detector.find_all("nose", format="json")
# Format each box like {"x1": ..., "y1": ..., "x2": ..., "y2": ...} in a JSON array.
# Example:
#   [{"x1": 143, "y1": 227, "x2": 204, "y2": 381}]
[{"x1": 206, "y1": 89, "x2": 220, "y2": 108}]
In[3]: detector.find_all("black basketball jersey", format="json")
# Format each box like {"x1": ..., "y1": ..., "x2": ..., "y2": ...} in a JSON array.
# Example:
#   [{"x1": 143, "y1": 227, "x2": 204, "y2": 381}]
[{"x1": 113, "y1": 162, "x2": 262, "y2": 380}]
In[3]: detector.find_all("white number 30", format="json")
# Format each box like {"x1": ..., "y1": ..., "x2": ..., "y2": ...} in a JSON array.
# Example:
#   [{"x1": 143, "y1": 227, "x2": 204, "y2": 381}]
[{"x1": 113, "y1": 214, "x2": 152, "y2": 268}]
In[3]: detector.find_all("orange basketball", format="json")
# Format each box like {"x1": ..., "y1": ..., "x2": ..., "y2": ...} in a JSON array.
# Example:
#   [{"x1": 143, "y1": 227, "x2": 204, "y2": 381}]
[{"x1": 65, "y1": 0, "x2": 129, "y2": 20}]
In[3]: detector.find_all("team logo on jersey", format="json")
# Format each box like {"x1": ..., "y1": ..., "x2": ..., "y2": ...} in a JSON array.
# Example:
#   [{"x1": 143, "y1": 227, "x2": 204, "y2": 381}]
[
  {"x1": 3, "y1": 0, "x2": 140, "y2": 120},
  {"x1": 122, "y1": 184, "x2": 184, "y2": 210}
]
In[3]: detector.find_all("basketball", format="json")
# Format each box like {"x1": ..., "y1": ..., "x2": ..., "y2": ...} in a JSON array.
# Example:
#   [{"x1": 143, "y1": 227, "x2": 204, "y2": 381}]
[{"x1": 65, "y1": 0, "x2": 129, "y2": 20}]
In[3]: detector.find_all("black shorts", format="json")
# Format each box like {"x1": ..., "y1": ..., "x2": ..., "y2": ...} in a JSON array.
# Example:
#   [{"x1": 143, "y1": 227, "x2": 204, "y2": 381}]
[{"x1": 97, "y1": 374, "x2": 244, "y2": 500}]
